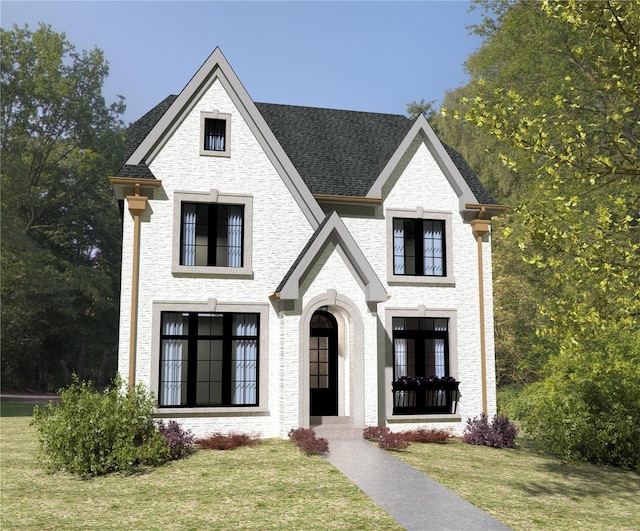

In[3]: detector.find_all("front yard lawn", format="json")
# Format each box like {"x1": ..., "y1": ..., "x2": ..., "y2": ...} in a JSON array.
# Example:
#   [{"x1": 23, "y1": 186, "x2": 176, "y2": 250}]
[
  {"x1": 393, "y1": 437, "x2": 640, "y2": 530},
  {"x1": 2, "y1": 406, "x2": 638, "y2": 530},
  {"x1": 0, "y1": 416, "x2": 400, "y2": 530}
]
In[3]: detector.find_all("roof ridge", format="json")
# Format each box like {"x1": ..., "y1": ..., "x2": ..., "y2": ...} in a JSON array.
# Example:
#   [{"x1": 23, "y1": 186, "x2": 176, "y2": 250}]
[{"x1": 256, "y1": 101, "x2": 409, "y2": 119}]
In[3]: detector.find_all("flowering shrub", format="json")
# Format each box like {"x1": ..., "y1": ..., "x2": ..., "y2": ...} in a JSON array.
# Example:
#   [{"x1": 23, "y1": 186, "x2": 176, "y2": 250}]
[
  {"x1": 288, "y1": 428, "x2": 329, "y2": 455},
  {"x1": 196, "y1": 432, "x2": 258, "y2": 450},
  {"x1": 158, "y1": 421, "x2": 195, "y2": 459},
  {"x1": 363, "y1": 426, "x2": 409, "y2": 450},
  {"x1": 462, "y1": 413, "x2": 518, "y2": 448},
  {"x1": 362, "y1": 426, "x2": 387, "y2": 441},
  {"x1": 377, "y1": 429, "x2": 409, "y2": 451},
  {"x1": 401, "y1": 428, "x2": 451, "y2": 444}
]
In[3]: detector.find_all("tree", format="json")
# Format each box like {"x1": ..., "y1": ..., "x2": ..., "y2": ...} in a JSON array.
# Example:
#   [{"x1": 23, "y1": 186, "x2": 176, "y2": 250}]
[
  {"x1": 436, "y1": 1, "x2": 577, "y2": 387},
  {"x1": 437, "y1": 0, "x2": 640, "y2": 467},
  {"x1": 459, "y1": 1, "x2": 639, "y2": 337},
  {"x1": 1, "y1": 24, "x2": 125, "y2": 390}
]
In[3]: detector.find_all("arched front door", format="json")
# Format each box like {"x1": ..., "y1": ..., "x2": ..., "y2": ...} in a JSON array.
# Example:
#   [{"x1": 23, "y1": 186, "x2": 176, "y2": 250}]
[{"x1": 309, "y1": 310, "x2": 338, "y2": 416}]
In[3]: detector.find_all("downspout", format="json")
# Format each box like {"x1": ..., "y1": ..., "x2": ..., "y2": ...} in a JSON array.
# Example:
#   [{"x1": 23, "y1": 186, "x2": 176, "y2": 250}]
[
  {"x1": 471, "y1": 208, "x2": 491, "y2": 415},
  {"x1": 125, "y1": 184, "x2": 149, "y2": 387}
]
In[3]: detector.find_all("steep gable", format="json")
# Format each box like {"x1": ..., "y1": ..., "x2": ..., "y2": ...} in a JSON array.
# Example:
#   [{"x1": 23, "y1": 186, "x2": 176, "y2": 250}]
[
  {"x1": 116, "y1": 95, "x2": 177, "y2": 180},
  {"x1": 273, "y1": 211, "x2": 386, "y2": 303},
  {"x1": 367, "y1": 114, "x2": 500, "y2": 215},
  {"x1": 256, "y1": 104, "x2": 497, "y2": 207},
  {"x1": 120, "y1": 97, "x2": 497, "y2": 209},
  {"x1": 118, "y1": 48, "x2": 325, "y2": 227}
]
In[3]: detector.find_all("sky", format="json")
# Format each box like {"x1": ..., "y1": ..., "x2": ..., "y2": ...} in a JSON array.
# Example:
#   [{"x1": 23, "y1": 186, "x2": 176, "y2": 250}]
[{"x1": 2, "y1": 1, "x2": 485, "y2": 125}]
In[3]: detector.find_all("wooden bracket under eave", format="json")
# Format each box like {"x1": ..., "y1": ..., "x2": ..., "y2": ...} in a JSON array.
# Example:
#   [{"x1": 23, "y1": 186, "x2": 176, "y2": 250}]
[
  {"x1": 471, "y1": 218, "x2": 491, "y2": 238},
  {"x1": 126, "y1": 195, "x2": 148, "y2": 216},
  {"x1": 108, "y1": 176, "x2": 163, "y2": 200}
]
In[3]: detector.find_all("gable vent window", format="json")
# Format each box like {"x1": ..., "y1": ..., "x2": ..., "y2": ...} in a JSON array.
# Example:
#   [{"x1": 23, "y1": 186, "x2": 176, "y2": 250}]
[
  {"x1": 200, "y1": 111, "x2": 231, "y2": 157},
  {"x1": 204, "y1": 118, "x2": 226, "y2": 152}
]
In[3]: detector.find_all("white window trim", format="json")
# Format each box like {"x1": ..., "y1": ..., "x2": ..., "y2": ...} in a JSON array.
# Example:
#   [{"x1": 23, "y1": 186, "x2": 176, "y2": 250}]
[
  {"x1": 386, "y1": 207, "x2": 455, "y2": 286},
  {"x1": 172, "y1": 189, "x2": 253, "y2": 276},
  {"x1": 199, "y1": 110, "x2": 231, "y2": 157},
  {"x1": 384, "y1": 306, "x2": 459, "y2": 421},
  {"x1": 150, "y1": 298, "x2": 269, "y2": 415}
]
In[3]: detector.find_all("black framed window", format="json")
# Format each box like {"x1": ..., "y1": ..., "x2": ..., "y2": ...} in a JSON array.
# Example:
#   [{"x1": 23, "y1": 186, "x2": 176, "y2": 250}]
[
  {"x1": 392, "y1": 317, "x2": 449, "y2": 380},
  {"x1": 203, "y1": 118, "x2": 226, "y2": 152},
  {"x1": 159, "y1": 312, "x2": 259, "y2": 407},
  {"x1": 393, "y1": 218, "x2": 445, "y2": 276},
  {"x1": 180, "y1": 203, "x2": 244, "y2": 267}
]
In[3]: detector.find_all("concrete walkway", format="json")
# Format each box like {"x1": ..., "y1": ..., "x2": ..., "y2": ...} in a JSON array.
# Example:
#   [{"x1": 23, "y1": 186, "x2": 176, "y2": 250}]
[{"x1": 323, "y1": 435, "x2": 510, "y2": 531}]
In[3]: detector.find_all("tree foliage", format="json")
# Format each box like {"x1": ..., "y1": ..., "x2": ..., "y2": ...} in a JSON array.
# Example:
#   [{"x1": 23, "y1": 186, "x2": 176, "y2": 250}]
[
  {"x1": 1, "y1": 24, "x2": 125, "y2": 390},
  {"x1": 458, "y1": 0, "x2": 639, "y2": 336},
  {"x1": 519, "y1": 330, "x2": 640, "y2": 470},
  {"x1": 432, "y1": 0, "x2": 639, "y2": 467}
]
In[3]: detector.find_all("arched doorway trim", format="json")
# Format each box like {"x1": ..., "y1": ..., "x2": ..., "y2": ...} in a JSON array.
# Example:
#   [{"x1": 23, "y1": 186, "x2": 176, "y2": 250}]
[{"x1": 298, "y1": 290, "x2": 364, "y2": 428}]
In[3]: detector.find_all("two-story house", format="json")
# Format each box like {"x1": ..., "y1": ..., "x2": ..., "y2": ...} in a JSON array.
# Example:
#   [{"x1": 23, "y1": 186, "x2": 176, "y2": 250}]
[{"x1": 109, "y1": 48, "x2": 506, "y2": 439}]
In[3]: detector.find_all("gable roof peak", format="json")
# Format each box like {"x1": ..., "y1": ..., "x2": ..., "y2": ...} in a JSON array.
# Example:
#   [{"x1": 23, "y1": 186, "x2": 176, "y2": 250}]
[
  {"x1": 274, "y1": 211, "x2": 387, "y2": 304},
  {"x1": 366, "y1": 113, "x2": 499, "y2": 208}
]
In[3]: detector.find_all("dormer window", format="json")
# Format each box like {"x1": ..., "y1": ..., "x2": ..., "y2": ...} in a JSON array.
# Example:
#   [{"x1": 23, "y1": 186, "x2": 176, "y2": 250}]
[{"x1": 200, "y1": 111, "x2": 231, "y2": 157}]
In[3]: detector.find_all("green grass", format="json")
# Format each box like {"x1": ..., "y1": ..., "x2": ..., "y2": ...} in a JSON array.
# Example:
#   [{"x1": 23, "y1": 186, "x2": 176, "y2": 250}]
[
  {"x1": 392, "y1": 439, "x2": 640, "y2": 531},
  {"x1": 2, "y1": 411, "x2": 639, "y2": 531},
  {"x1": 0, "y1": 417, "x2": 401, "y2": 530},
  {"x1": 0, "y1": 399, "x2": 37, "y2": 417}
]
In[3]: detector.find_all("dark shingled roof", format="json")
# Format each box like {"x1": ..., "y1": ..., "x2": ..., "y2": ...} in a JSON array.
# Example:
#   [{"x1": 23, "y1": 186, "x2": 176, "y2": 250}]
[
  {"x1": 441, "y1": 142, "x2": 497, "y2": 205},
  {"x1": 116, "y1": 95, "x2": 178, "y2": 179},
  {"x1": 255, "y1": 103, "x2": 412, "y2": 198},
  {"x1": 117, "y1": 95, "x2": 497, "y2": 204}
]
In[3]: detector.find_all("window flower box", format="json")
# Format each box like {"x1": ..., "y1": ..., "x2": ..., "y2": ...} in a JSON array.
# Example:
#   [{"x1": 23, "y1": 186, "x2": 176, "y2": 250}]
[{"x1": 392, "y1": 376, "x2": 460, "y2": 414}]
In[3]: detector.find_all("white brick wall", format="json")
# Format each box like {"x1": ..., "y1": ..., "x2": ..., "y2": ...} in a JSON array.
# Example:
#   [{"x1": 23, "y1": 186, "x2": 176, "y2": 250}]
[
  {"x1": 117, "y1": 78, "x2": 498, "y2": 439},
  {"x1": 342, "y1": 141, "x2": 498, "y2": 435}
]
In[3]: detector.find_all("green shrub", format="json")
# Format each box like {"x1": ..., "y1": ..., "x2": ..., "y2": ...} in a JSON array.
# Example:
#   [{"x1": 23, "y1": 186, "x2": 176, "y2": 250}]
[
  {"x1": 496, "y1": 385, "x2": 522, "y2": 419},
  {"x1": 518, "y1": 330, "x2": 640, "y2": 470},
  {"x1": 32, "y1": 375, "x2": 170, "y2": 476}
]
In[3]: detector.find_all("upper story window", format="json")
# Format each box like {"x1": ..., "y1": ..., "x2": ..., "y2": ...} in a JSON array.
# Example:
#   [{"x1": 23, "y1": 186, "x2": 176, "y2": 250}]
[
  {"x1": 181, "y1": 202, "x2": 244, "y2": 268},
  {"x1": 200, "y1": 111, "x2": 231, "y2": 157},
  {"x1": 393, "y1": 218, "x2": 445, "y2": 276},
  {"x1": 386, "y1": 209, "x2": 454, "y2": 285},
  {"x1": 172, "y1": 190, "x2": 253, "y2": 276}
]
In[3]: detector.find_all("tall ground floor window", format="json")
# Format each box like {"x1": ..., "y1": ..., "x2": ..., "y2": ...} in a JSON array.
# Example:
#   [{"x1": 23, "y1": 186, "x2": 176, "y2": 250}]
[
  {"x1": 159, "y1": 311, "x2": 259, "y2": 407},
  {"x1": 393, "y1": 317, "x2": 449, "y2": 379},
  {"x1": 392, "y1": 316, "x2": 456, "y2": 414}
]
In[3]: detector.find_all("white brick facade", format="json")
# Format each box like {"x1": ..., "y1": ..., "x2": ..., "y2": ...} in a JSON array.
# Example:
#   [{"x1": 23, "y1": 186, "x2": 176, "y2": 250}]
[{"x1": 113, "y1": 49, "x2": 500, "y2": 439}]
